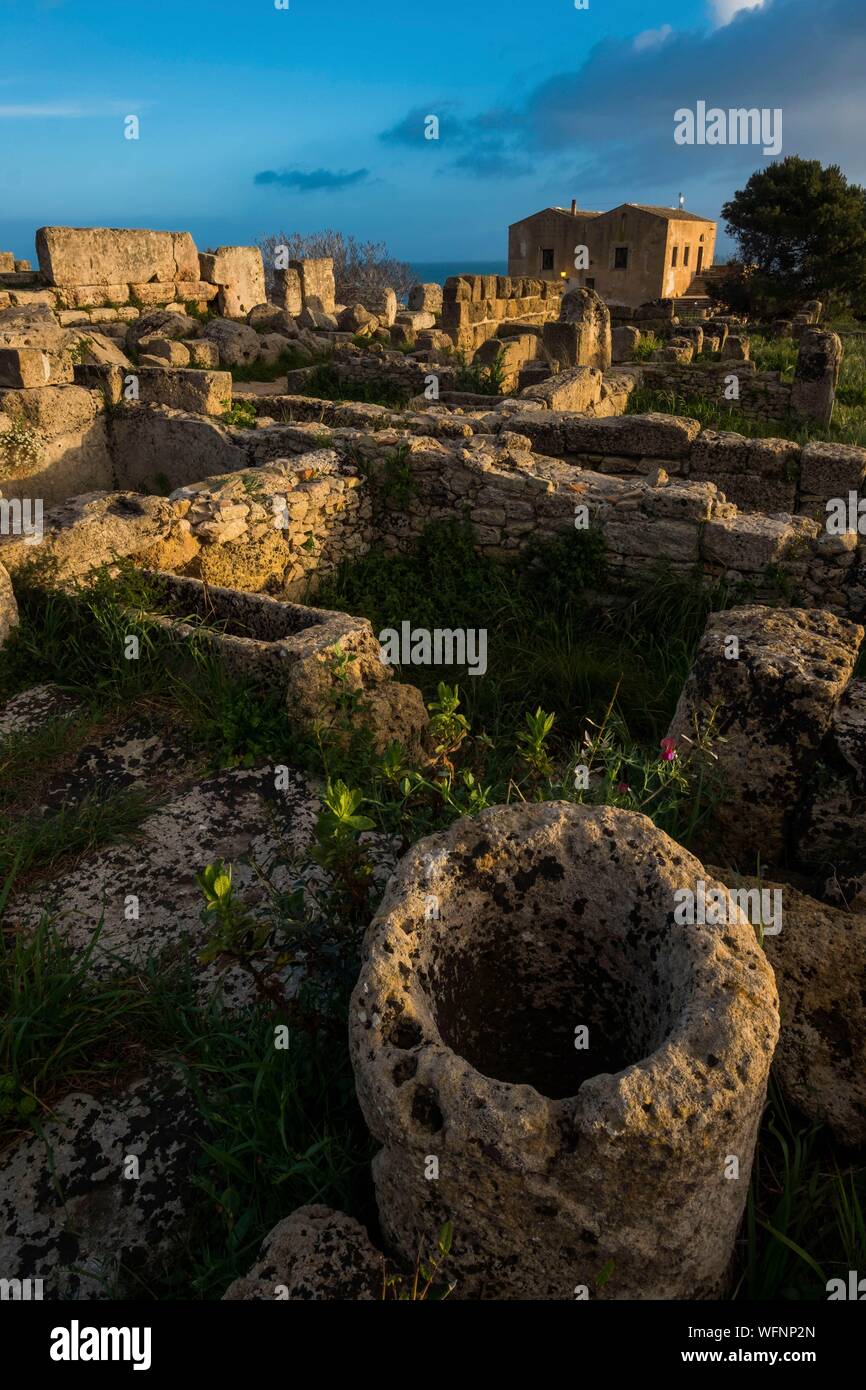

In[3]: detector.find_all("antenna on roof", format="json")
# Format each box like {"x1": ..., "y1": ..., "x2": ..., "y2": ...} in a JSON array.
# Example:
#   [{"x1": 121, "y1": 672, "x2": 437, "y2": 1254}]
[{"x1": 678, "y1": 192, "x2": 685, "y2": 210}]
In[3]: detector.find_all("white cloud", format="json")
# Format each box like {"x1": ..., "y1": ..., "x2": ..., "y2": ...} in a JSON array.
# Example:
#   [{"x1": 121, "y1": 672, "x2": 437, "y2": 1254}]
[
  {"x1": 634, "y1": 25, "x2": 673, "y2": 52},
  {"x1": 709, "y1": 0, "x2": 765, "y2": 27},
  {"x1": 0, "y1": 104, "x2": 85, "y2": 117}
]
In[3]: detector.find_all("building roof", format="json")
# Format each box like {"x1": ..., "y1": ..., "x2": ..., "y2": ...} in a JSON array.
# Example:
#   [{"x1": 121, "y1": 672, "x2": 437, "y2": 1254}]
[
  {"x1": 510, "y1": 203, "x2": 716, "y2": 230},
  {"x1": 620, "y1": 203, "x2": 716, "y2": 223},
  {"x1": 511, "y1": 206, "x2": 602, "y2": 225}
]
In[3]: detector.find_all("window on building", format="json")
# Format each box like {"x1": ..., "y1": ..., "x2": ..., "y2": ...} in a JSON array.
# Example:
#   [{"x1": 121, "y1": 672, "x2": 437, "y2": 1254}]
[
  {"x1": 614, "y1": 246, "x2": 629, "y2": 270},
  {"x1": 684, "y1": 245, "x2": 691, "y2": 267},
  {"x1": 541, "y1": 248, "x2": 554, "y2": 270},
  {"x1": 671, "y1": 245, "x2": 679, "y2": 267},
  {"x1": 585, "y1": 277, "x2": 595, "y2": 290}
]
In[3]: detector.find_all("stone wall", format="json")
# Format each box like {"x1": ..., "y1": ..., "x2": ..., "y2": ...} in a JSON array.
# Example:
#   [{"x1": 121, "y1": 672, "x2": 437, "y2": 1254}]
[
  {"x1": 441, "y1": 275, "x2": 564, "y2": 352},
  {"x1": 640, "y1": 360, "x2": 795, "y2": 421},
  {"x1": 34, "y1": 226, "x2": 218, "y2": 313},
  {"x1": 4, "y1": 394, "x2": 864, "y2": 622},
  {"x1": 0, "y1": 384, "x2": 113, "y2": 506},
  {"x1": 28, "y1": 227, "x2": 274, "y2": 319},
  {"x1": 503, "y1": 409, "x2": 865, "y2": 524}
]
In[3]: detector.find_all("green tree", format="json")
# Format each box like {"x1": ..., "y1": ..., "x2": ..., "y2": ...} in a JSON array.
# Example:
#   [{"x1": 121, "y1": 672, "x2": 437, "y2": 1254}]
[{"x1": 720, "y1": 157, "x2": 866, "y2": 317}]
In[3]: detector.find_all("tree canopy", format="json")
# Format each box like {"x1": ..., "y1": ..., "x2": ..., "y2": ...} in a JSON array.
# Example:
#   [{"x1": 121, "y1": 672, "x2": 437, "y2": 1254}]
[{"x1": 720, "y1": 156, "x2": 866, "y2": 317}]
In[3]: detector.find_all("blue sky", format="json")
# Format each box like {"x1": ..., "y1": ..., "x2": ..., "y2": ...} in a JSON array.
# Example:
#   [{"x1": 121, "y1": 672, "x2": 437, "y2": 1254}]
[{"x1": 0, "y1": 0, "x2": 863, "y2": 264}]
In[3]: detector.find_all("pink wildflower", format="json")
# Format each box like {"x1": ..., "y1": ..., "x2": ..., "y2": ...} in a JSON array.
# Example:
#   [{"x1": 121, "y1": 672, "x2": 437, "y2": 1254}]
[
  {"x1": 616, "y1": 781, "x2": 629, "y2": 794},
  {"x1": 660, "y1": 736, "x2": 677, "y2": 763}
]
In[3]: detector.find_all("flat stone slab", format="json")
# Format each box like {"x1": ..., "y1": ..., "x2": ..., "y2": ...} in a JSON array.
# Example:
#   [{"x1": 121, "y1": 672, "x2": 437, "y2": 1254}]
[
  {"x1": 0, "y1": 1073, "x2": 200, "y2": 1298},
  {"x1": 39, "y1": 720, "x2": 193, "y2": 811},
  {"x1": 0, "y1": 684, "x2": 82, "y2": 739},
  {"x1": 10, "y1": 765, "x2": 319, "y2": 1006}
]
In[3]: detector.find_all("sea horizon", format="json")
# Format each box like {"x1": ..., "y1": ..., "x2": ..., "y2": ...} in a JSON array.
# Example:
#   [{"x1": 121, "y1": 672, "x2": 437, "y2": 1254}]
[{"x1": 409, "y1": 259, "x2": 508, "y2": 287}]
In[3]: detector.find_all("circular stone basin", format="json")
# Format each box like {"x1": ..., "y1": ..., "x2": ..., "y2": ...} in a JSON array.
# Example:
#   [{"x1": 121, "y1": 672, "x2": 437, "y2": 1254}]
[
  {"x1": 350, "y1": 801, "x2": 779, "y2": 1300},
  {"x1": 430, "y1": 899, "x2": 671, "y2": 1099}
]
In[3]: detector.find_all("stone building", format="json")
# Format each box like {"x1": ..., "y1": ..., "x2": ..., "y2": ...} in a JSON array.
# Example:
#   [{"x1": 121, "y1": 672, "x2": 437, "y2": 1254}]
[{"x1": 508, "y1": 201, "x2": 717, "y2": 308}]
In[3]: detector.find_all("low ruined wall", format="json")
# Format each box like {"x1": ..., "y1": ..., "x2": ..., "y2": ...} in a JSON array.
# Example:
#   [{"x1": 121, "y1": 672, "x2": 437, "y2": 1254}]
[
  {"x1": 144, "y1": 450, "x2": 373, "y2": 596},
  {"x1": 504, "y1": 410, "x2": 866, "y2": 523},
  {"x1": 333, "y1": 429, "x2": 865, "y2": 620},
  {"x1": 640, "y1": 360, "x2": 795, "y2": 422},
  {"x1": 5, "y1": 398, "x2": 864, "y2": 623},
  {"x1": 441, "y1": 275, "x2": 564, "y2": 352}
]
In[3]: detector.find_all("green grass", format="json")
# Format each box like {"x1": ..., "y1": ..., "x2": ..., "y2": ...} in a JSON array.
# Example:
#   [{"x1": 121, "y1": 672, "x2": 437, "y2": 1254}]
[
  {"x1": 0, "y1": 784, "x2": 159, "y2": 886},
  {"x1": 314, "y1": 518, "x2": 725, "y2": 752},
  {"x1": 302, "y1": 364, "x2": 415, "y2": 409},
  {"x1": 632, "y1": 329, "x2": 866, "y2": 445},
  {"x1": 0, "y1": 909, "x2": 375, "y2": 1298},
  {"x1": 229, "y1": 345, "x2": 326, "y2": 383},
  {"x1": 740, "y1": 1083, "x2": 866, "y2": 1300}
]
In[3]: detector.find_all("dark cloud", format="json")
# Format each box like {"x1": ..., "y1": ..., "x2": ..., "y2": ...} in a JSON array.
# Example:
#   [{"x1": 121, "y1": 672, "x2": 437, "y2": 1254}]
[
  {"x1": 379, "y1": 103, "x2": 529, "y2": 178},
  {"x1": 377, "y1": 0, "x2": 866, "y2": 192},
  {"x1": 254, "y1": 167, "x2": 369, "y2": 192},
  {"x1": 446, "y1": 150, "x2": 533, "y2": 179}
]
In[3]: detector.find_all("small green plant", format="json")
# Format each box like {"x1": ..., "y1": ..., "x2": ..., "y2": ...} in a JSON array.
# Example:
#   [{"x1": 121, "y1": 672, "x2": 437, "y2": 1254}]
[
  {"x1": 517, "y1": 706, "x2": 556, "y2": 783},
  {"x1": 632, "y1": 332, "x2": 662, "y2": 361},
  {"x1": 427, "y1": 683, "x2": 470, "y2": 768},
  {"x1": 382, "y1": 1222, "x2": 456, "y2": 1300},
  {"x1": 184, "y1": 299, "x2": 216, "y2": 323},
  {"x1": 453, "y1": 349, "x2": 506, "y2": 395},
  {"x1": 355, "y1": 443, "x2": 416, "y2": 510},
  {"x1": 220, "y1": 398, "x2": 258, "y2": 429},
  {"x1": 67, "y1": 336, "x2": 92, "y2": 365},
  {"x1": 197, "y1": 861, "x2": 268, "y2": 967},
  {"x1": 311, "y1": 780, "x2": 375, "y2": 907}
]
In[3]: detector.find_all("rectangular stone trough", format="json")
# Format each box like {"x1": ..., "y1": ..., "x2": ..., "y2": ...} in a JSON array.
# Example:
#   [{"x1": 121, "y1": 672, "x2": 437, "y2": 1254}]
[
  {"x1": 135, "y1": 571, "x2": 430, "y2": 752},
  {"x1": 137, "y1": 570, "x2": 372, "y2": 679}
]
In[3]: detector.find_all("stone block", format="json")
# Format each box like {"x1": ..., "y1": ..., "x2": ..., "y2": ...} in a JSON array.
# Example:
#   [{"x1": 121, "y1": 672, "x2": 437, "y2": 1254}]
[
  {"x1": 408, "y1": 283, "x2": 443, "y2": 315},
  {"x1": 668, "y1": 605, "x2": 863, "y2": 863},
  {"x1": 560, "y1": 412, "x2": 701, "y2": 459},
  {"x1": 791, "y1": 328, "x2": 843, "y2": 427},
  {"x1": 129, "y1": 282, "x2": 180, "y2": 307},
  {"x1": 289, "y1": 258, "x2": 336, "y2": 315},
  {"x1": 54, "y1": 284, "x2": 130, "y2": 309},
  {"x1": 273, "y1": 267, "x2": 303, "y2": 316},
  {"x1": 36, "y1": 226, "x2": 199, "y2": 286},
  {"x1": 800, "y1": 441, "x2": 866, "y2": 498},
  {"x1": 134, "y1": 367, "x2": 232, "y2": 416},
  {"x1": 520, "y1": 366, "x2": 603, "y2": 413},
  {"x1": 201, "y1": 319, "x2": 260, "y2": 367},
  {"x1": 182, "y1": 338, "x2": 220, "y2": 368},
  {"x1": 199, "y1": 247, "x2": 266, "y2": 318},
  {"x1": 611, "y1": 325, "x2": 640, "y2": 362},
  {"x1": 0, "y1": 346, "x2": 54, "y2": 388}
]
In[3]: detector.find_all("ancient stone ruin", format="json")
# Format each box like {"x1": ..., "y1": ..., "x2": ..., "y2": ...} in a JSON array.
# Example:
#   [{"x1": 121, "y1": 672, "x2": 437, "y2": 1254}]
[{"x1": 1, "y1": 223, "x2": 864, "y2": 1310}]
